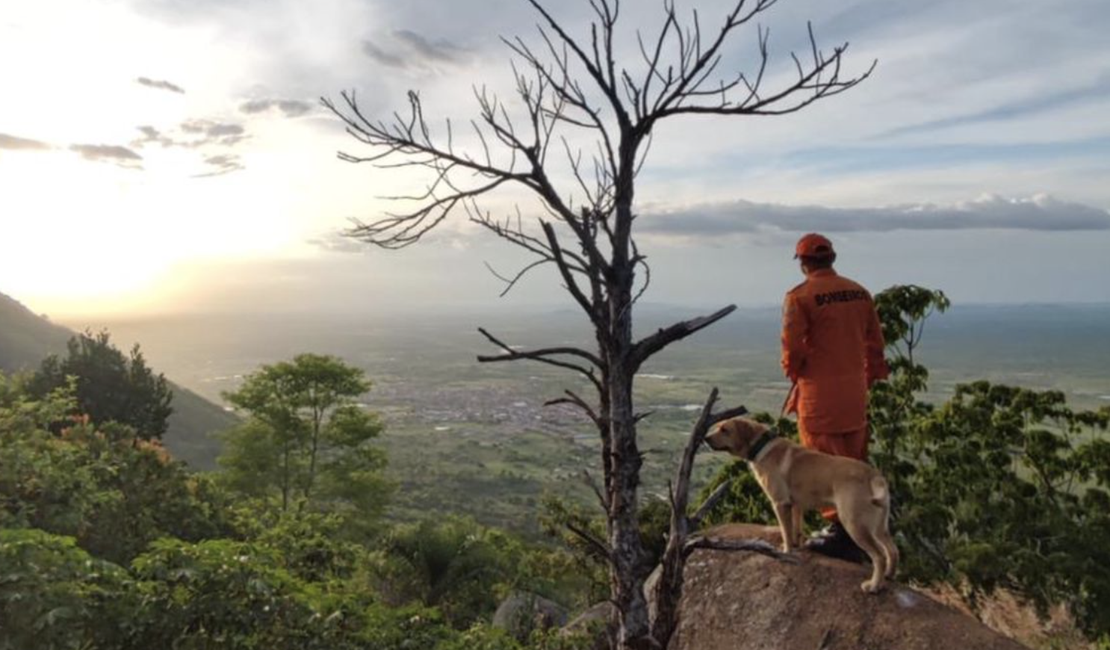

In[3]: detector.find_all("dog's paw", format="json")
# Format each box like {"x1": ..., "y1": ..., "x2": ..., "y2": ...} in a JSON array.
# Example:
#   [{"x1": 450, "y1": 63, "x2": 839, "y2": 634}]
[{"x1": 860, "y1": 580, "x2": 883, "y2": 594}]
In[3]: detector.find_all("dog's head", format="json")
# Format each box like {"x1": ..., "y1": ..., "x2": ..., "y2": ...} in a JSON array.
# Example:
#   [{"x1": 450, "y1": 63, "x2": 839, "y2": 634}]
[{"x1": 704, "y1": 417, "x2": 770, "y2": 459}]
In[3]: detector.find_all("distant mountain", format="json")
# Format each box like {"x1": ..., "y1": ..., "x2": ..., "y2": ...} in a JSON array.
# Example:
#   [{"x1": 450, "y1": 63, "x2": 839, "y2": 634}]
[
  {"x1": 0, "y1": 292, "x2": 73, "y2": 370},
  {"x1": 0, "y1": 292, "x2": 234, "y2": 468}
]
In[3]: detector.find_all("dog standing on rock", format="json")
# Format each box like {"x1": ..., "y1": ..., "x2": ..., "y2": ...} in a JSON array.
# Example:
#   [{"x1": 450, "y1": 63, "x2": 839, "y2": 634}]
[{"x1": 705, "y1": 416, "x2": 898, "y2": 593}]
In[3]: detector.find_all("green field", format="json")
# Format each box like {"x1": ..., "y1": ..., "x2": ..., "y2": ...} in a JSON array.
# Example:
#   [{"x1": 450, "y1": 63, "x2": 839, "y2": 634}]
[{"x1": 77, "y1": 303, "x2": 1110, "y2": 537}]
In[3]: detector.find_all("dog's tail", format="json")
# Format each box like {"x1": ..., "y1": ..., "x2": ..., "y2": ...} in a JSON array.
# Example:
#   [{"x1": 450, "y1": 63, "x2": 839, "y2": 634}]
[{"x1": 870, "y1": 475, "x2": 889, "y2": 507}]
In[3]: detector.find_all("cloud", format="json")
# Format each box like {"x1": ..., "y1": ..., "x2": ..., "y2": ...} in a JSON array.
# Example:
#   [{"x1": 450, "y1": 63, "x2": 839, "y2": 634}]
[
  {"x1": 361, "y1": 29, "x2": 472, "y2": 73},
  {"x1": 193, "y1": 153, "x2": 244, "y2": 178},
  {"x1": 129, "y1": 119, "x2": 249, "y2": 175},
  {"x1": 136, "y1": 76, "x2": 185, "y2": 94},
  {"x1": 638, "y1": 195, "x2": 1110, "y2": 241},
  {"x1": 181, "y1": 120, "x2": 244, "y2": 137},
  {"x1": 0, "y1": 132, "x2": 50, "y2": 151},
  {"x1": 306, "y1": 230, "x2": 368, "y2": 254},
  {"x1": 879, "y1": 79, "x2": 1110, "y2": 139},
  {"x1": 132, "y1": 120, "x2": 249, "y2": 150},
  {"x1": 133, "y1": 125, "x2": 175, "y2": 148},
  {"x1": 177, "y1": 119, "x2": 248, "y2": 147},
  {"x1": 239, "y1": 98, "x2": 314, "y2": 118},
  {"x1": 69, "y1": 144, "x2": 143, "y2": 168},
  {"x1": 394, "y1": 29, "x2": 469, "y2": 63}
]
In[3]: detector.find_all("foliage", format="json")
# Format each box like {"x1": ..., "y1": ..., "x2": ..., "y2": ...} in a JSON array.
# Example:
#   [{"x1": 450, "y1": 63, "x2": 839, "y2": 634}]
[
  {"x1": 0, "y1": 370, "x2": 595, "y2": 650},
  {"x1": 219, "y1": 353, "x2": 392, "y2": 523},
  {"x1": 129, "y1": 538, "x2": 335, "y2": 650},
  {"x1": 0, "y1": 374, "x2": 230, "y2": 565},
  {"x1": 881, "y1": 382, "x2": 1110, "y2": 641},
  {"x1": 869, "y1": 285, "x2": 950, "y2": 498},
  {"x1": 369, "y1": 517, "x2": 526, "y2": 628},
  {"x1": 537, "y1": 496, "x2": 609, "y2": 603},
  {"x1": 538, "y1": 492, "x2": 705, "y2": 606},
  {"x1": 249, "y1": 510, "x2": 367, "y2": 585},
  {"x1": 0, "y1": 528, "x2": 134, "y2": 650},
  {"x1": 871, "y1": 286, "x2": 1110, "y2": 642},
  {"x1": 28, "y1": 330, "x2": 173, "y2": 440}
]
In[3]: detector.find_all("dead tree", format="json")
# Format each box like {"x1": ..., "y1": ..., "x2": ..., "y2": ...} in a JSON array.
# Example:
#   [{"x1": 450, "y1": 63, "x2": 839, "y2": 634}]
[{"x1": 324, "y1": 1, "x2": 872, "y2": 647}]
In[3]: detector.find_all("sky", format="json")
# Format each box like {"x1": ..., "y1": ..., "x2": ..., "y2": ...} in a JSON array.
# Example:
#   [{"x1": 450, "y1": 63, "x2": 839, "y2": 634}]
[{"x1": 2, "y1": 0, "x2": 1109, "y2": 319}]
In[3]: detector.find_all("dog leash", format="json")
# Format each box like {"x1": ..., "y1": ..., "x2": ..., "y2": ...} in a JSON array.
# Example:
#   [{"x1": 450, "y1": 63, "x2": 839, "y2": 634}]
[{"x1": 780, "y1": 381, "x2": 797, "y2": 419}]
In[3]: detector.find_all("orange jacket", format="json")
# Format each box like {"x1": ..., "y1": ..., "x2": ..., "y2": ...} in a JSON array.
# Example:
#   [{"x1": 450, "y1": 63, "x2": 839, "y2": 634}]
[{"x1": 781, "y1": 268, "x2": 889, "y2": 434}]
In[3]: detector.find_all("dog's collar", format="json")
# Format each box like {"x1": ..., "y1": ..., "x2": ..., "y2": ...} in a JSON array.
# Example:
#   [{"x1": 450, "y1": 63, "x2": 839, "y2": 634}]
[{"x1": 747, "y1": 429, "x2": 778, "y2": 462}]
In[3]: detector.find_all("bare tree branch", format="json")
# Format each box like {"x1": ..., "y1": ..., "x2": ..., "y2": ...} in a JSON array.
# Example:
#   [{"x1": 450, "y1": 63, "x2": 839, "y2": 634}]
[
  {"x1": 690, "y1": 480, "x2": 731, "y2": 527},
  {"x1": 545, "y1": 389, "x2": 602, "y2": 426},
  {"x1": 630, "y1": 305, "x2": 737, "y2": 370},
  {"x1": 477, "y1": 327, "x2": 604, "y2": 393},
  {"x1": 567, "y1": 519, "x2": 613, "y2": 563},
  {"x1": 683, "y1": 536, "x2": 800, "y2": 563},
  {"x1": 582, "y1": 468, "x2": 609, "y2": 511}
]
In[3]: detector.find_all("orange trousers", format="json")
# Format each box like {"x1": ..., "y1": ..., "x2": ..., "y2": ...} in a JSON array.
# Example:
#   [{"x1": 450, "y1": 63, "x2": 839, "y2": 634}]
[{"x1": 797, "y1": 422, "x2": 869, "y2": 521}]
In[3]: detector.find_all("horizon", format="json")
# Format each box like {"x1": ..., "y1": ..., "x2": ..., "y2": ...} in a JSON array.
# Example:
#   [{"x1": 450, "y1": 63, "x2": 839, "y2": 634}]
[{"x1": 20, "y1": 294, "x2": 1110, "y2": 325}]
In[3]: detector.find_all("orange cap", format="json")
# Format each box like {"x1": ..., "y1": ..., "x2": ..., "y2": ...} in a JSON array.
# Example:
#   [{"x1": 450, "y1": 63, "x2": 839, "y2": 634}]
[{"x1": 794, "y1": 233, "x2": 835, "y2": 259}]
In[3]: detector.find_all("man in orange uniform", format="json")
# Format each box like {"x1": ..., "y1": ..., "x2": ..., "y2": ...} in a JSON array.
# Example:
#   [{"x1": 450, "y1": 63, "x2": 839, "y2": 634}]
[{"x1": 781, "y1": 233, "x2": 889, "y2": 561}]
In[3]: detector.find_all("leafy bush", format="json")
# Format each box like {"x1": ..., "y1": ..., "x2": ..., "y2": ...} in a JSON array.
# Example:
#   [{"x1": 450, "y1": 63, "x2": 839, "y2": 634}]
[
  {"x1": 881, "y1": 381, "x2": 1110, "y2": 639},
  {"x1": 129, "y1": 538, "x2": 335, "y2": 650},
  {"x1": 0, "y1": 376, "x2": 230, "y2": 564},
  {"x1": 0, "y1": 529, "x2": 135, "y2": 650},
  {"x1": 369, "y1": 517, "x2": 525, "y2": 627}
]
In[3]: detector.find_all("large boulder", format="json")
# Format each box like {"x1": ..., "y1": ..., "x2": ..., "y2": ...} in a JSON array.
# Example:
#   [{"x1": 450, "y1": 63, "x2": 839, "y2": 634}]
[
  {"x1": 666, "y1": 523, "x2": 1029, "y2": 650},
  {"x1": 492, "y1": 591, "x2": 568, "y2": 640},
  {"x1": 560, "y1": 601, "x2": 615, "y2": 650}
]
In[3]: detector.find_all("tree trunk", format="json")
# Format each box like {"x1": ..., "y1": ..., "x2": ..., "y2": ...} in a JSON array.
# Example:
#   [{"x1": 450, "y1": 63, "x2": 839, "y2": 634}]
[
  {"x1": 608, "y1": 189, "x2": 651, "y2": 649},
  {"x1": 609, "y1": 362, "x2": 649, "y2": 649},
  {"x1": 281, "y1": 439, "x2": 291, "y2": 512},
  {"x1": 305, "y1": 403, "x2": 322, "y2": 503}
]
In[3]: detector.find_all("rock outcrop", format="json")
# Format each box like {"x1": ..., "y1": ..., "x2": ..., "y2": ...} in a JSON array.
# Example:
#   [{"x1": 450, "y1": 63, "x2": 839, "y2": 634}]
[
  {"x1": 492, "y1": 591, "x2": 568, "y2": 640},
  {"x1": 665, "y1": 523, "x2": 1029, "y2": 650}
]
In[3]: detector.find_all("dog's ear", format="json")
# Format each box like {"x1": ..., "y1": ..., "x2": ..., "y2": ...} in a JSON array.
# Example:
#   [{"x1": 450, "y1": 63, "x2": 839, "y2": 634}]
[
  {"x1": 705, "y1": 423, "x2": 728, "y2": 451},
  {"x1": 729, "y1": 420, "x2": 752, "y2": 457},
  {"x1": 731, "y1": 418, "x2": 771, "y2": 457}
]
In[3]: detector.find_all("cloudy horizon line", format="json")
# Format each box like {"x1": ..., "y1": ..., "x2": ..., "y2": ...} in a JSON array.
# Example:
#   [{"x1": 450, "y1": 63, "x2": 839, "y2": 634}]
[
  {"x1": 636, "y1": 193, "x2": 1110, "y2": 240},
  {"x1": 308, "y1": 192, "x2": 1110, "y2": 254}
]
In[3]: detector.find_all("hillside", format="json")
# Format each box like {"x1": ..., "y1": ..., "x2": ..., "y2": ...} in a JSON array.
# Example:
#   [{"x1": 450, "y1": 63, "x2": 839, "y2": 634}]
[
  {"x1": 0, "y1": 292, "x2": 234, "y2": 468},
  {"x1": 0, "y1": 292, "x2": 73, "y2": 370}
]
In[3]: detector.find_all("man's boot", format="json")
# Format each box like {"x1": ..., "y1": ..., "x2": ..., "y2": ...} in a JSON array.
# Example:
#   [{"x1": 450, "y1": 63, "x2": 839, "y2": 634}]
[{"x1": 804, "y1": 521, "x2": 867, "y2": 564}]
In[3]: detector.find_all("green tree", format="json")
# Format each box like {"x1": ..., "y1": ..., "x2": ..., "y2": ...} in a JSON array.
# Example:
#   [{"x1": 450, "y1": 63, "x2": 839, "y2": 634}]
[
  {"x1": 28, "y1": 330, "x2": 173, "y2": 440},
  {"x1": 870, "y1": 287, "x2": 1110, "y2": 643},
  {"x1": 219, "y1": 354, "x2": 391, "y2": 520},
  {"x1": 869, "y1": 285, "x2": 950, "y2": 517}
]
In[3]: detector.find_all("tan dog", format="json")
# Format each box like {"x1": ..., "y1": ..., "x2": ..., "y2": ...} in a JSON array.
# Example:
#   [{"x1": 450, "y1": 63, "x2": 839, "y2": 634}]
[{"x1": 705, "y1": 416, "x2": 898, "y2": 593}]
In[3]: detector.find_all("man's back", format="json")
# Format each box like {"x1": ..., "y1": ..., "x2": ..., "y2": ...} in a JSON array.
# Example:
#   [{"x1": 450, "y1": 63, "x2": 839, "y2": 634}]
[{"x1": 782, "y1": 268, "x2": 886, "y2": 433}]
